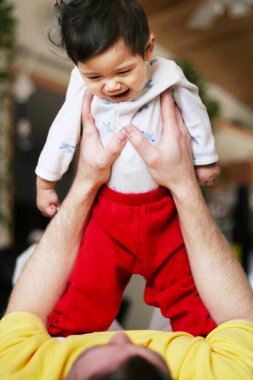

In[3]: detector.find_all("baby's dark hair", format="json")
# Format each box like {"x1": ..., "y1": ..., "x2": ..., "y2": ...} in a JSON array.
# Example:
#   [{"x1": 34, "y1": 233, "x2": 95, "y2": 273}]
[{"x1": 53, "y1": 0, "x2": 150, "y2": 64}]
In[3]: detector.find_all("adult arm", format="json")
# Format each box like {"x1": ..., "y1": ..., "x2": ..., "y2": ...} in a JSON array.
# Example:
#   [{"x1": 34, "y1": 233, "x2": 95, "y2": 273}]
[
  {"x1": 6, "y1": 91, "x2": 126, "y2": 324},
  {"x1": 125, "y1": 89, "x2": 253, "y2": 325}
]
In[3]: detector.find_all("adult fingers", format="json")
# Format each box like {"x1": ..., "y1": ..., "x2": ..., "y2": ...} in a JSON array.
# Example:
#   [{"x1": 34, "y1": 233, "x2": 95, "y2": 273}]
[
  {"x1": 161, "y1": 90, "x2": 189, "y2": 144},
  {"x1": 160, "y1": 89, "x2": 177, "y2": 134},
  {"x1": 175, "y1": 105, "x2": 186, "y2": 133},
  {"x1": 124, "y1": 125, "x2": 155, "y2": 162},
  {"x1": 81, "y1": 90, "x2": 100, "y2": 146},
  {"x1": 98, "y1": 131, "x2": 127, "y2": 167},
  {"x1": 81, "y1": 90, "x2": 94, "y2": 126}
]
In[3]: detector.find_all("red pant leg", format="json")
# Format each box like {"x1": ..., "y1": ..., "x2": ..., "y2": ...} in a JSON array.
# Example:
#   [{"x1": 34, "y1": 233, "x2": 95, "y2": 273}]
[
  {"x1": 47, "y1": 214, "x2": 133, "y2": 336},
  {"x1": 141, "y1": 193, "x2": 216, "y2": 336},
  {"x1": 48, "y1": 186, "x2": 216, "y2": 337}
]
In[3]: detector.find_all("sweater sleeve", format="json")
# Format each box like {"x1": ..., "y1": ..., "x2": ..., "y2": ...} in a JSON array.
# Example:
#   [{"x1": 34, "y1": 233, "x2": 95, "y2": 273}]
[
  {"x1": 171, "y1": 63, "x2": 218, "y2": 166},
  {"x1": 35, "y1": 67, "x2": 86, "y2": 181}
]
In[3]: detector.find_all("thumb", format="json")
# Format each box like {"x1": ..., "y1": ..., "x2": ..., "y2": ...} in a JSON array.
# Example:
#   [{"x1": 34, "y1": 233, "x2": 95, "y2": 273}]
[
  {"x1": 81, "y1": 90, "x2": 100, "y2": 142},
  {"x1": 124, "y1": 124, "x2": 155, "y2": 161},
  {"x1": 101, "y1": 131, "x2": 127, "y2": 167},
  {"x1": 81, "y1": 90, "x2": 94, "y2": 126},
  {"x1": 160, "y1": 89, "x2": 177, "y2": 135}
]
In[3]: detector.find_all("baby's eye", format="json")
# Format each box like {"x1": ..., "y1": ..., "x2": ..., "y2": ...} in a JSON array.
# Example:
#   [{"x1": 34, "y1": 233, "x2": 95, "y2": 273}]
[
  {"x1": 87, "y1": 76, "x2": 101, "y2": 80},
  {"x1": 118, "y1": 69, "x2": 131, "y2": 75}
]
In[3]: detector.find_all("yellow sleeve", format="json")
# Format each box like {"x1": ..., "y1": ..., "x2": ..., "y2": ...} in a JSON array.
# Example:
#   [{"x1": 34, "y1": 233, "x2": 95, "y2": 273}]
[
  {"x1": 0, "y1": 312, "x2": 112, "y2": 380},
  {"x1": 160, "y1": 320, "x2": 253, "y2": 380},
  {"x1": 0, "y1": 312, "x2": 50, "y2": 379},
  {"x1": 206, "y1": 320, "x2": 253, "y2": 379}
]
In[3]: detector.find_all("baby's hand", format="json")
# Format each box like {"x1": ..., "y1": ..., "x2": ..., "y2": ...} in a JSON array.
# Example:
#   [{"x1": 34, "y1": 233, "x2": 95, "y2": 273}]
[
  {"x1": 195, "y1": 163, "x2": 220, "y2": 187},
  {"x1": 36, "y1": 177, "x2": 60, "y2": 217},
  {"x1": 37, "y1": 187, "x2": 60, "y2": 217}
]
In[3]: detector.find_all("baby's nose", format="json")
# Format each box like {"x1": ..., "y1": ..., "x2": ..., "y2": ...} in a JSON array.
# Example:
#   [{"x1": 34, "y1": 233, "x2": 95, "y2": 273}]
[{"x1": 104, "y1": 80, "x2": 121, "y2": 92}]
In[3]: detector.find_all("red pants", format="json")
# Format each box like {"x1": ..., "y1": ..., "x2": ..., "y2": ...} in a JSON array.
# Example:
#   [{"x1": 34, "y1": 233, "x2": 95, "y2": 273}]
[{"x1": 47, "y1": 186, "x2": 216, "y2": 336}]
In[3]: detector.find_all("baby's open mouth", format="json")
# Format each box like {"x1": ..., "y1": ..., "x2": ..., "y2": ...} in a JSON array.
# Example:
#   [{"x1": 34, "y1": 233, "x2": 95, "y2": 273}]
[{"x1": 110, "y1": 89, "x2": 131, "y2": 102}]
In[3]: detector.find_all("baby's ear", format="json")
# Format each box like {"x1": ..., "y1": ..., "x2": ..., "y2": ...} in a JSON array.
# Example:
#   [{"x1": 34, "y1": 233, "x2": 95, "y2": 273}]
[{"x1": 144, "y1": 33, "x2": 155, "y2": 61}]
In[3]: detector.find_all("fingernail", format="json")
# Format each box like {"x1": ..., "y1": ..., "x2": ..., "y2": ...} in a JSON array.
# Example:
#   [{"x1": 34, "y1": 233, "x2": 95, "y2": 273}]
[
  {"x1": 124, "y1": 125, "x2": 135, "y2": 134},
  {"x1": 117, "y1": 132, "x2": 127, "y2": 143}
]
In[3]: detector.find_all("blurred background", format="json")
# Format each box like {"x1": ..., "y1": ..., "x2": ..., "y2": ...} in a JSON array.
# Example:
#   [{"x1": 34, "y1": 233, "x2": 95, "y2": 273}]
[{"x1": 1, "y1": 0, "x2": 253, "y2": 329}]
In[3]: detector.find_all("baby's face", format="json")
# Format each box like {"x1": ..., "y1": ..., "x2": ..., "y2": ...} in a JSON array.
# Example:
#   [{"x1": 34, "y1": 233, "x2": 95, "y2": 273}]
[{"x1": 78, "y1": 39, "x2": 150, "y2": 102}]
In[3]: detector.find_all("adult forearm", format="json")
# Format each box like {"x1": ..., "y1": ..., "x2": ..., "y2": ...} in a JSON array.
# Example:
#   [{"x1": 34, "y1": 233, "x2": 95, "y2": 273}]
[
  {"x1": 172, "y1": 181, "x2": 253, "y2": 324},
  {"x1": 6, "y1": 181, "x2": 97, "y2": 323},
  {"x1": 6, "y1": 90, "x2": 126, "y2": 323},
  {"x1": 126, "y1": 89, "x2": 253, "y2": 325}
]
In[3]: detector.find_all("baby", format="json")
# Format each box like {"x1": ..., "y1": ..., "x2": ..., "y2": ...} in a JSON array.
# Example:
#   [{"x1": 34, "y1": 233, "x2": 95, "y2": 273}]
[
  {"x1": 36, "y1": 4, "x2": 219, "y2": 217},
  {"x1": 36, "y1": 0, "x2": 218, "y2": 337}
]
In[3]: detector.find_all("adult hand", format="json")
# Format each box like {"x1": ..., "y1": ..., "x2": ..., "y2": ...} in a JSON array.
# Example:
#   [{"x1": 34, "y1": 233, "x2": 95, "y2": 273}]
[
  {"x1": 124, "y1": 89, "x2": 197, "y2": 197},
  {"x1": 74, "y1": 90, "x2": 127, "y2": 193}
]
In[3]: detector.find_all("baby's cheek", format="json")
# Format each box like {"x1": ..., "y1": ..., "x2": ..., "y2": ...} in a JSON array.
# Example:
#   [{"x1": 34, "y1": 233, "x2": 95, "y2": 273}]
[
  {"x1": 82, "y1": 79, "x2": 98, "y2": 95},
  {"x1": 86, "y1": 83, "x2": 98, "y2": 95},
  {"x1": 134, "y1": 78, "x2": 146, "y2": 93},
  {"x1": 131, "y1": 71, "x2": 147, "y2": 91}
]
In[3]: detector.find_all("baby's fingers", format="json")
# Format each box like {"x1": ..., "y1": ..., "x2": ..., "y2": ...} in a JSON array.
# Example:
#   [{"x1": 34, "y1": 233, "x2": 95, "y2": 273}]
[{"x1": 44, "y1": 204, "x2": 59, "y2": 218}]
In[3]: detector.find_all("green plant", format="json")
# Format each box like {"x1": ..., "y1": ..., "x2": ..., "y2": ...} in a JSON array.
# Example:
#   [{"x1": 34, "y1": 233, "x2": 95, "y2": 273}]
[
  {"x1": 177, "y1": 59, "x2": 220, "y2": 121},
  {"x1": 0, "y1": 0, "x2": 16, "y2": 235},
  {"x1": 0, "y1": 0, "x2": 16, "y2": 78}
]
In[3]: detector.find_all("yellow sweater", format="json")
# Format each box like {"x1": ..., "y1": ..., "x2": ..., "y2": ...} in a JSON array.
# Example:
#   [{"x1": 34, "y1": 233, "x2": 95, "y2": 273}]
[{"x1": 0, "y1": 312, "x2": 253, "y2": 379}]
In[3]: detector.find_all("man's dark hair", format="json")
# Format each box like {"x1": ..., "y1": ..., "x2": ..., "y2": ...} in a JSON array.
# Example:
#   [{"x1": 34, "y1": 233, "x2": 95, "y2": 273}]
[
  {"x1": 53, "y1": 0, "x2": 150, "y2": 64},
  {"x1": 88, "y1": 355, "x2": 173, "y2": 380}
]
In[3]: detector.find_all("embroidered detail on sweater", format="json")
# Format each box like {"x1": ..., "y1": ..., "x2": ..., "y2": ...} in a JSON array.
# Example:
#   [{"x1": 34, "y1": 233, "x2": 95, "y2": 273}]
[
  {"x1": 103, "y1": 121, "x2": 114, "y2": 134},
  {"x1": 59, "y1": 143, "x2": 75, "y2": 153},
  {"x1": 144, "y1": 79, "x2": 153, "y2": 89},
  {"x1": 138, "y1": 104, "x2": 149, "y2": 113},
  {"x1": 150, "y1": 58, "x2": 158, "y2": 65},
  {"x1": 192, "y1": 134, "x2": 201, "y2": 143},
  {"x1": 141, "y1": 131, "x2": 155, "y2": 143}
]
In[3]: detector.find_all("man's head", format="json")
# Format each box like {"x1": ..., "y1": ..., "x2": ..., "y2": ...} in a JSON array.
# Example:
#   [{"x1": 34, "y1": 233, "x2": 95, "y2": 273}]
[
  {"x1": 66, "y1": 332, "x2": 173, "y2": 380},
  {"x1": 55, "y1": 0, "x2": 151, "y2": 64}
]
